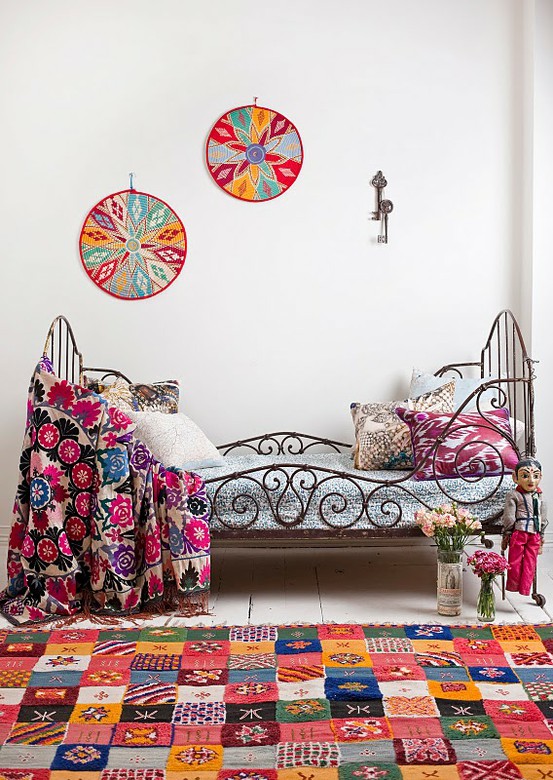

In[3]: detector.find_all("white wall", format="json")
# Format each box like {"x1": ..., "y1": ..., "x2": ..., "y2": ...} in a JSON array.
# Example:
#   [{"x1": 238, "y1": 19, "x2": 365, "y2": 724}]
[
  {"x1": 531, "y1": 0, "x2": 553, "y2": 496},
  {"x1": 0, "y1": 1, "x2": 529, "y2": 541}
]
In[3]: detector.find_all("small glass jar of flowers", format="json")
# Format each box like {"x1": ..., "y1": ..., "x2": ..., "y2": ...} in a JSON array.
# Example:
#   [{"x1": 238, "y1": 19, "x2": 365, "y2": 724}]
[
  {"x1": 415, "y1": 503, "x2": 483, "y2": 616},
  {"x1": 467, "y1": 549, "x2": 509, "y2": 622}
]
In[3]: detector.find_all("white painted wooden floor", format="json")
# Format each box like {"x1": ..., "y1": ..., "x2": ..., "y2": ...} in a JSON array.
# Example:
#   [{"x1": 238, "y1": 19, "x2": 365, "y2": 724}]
[
  {"x1": 196, "y1": 543, "x2": 553, "y2": 627},
  {"x1": 1, "y1": 543, "x2": 553, "y2": 630}
]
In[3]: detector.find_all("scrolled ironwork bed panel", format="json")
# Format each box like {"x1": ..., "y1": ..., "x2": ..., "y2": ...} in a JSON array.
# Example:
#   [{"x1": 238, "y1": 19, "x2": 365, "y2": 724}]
[{"x1": 202, "y1": 450, "x2": 512, "y2": 539}]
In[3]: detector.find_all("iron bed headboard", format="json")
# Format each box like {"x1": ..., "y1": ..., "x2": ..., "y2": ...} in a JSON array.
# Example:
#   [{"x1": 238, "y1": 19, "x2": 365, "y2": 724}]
[
  {"x1": 43, "y1": 315, "x2": 131, "y2": 386},
  {"x1": 435, "y1": 309, "x2": 536, "y2": 458}
]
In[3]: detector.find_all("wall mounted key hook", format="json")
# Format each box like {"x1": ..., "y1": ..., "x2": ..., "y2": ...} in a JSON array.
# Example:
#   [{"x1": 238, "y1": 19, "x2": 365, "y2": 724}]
[{"x1": 371, "y1": 170, "x2": 393, "y2": 243}]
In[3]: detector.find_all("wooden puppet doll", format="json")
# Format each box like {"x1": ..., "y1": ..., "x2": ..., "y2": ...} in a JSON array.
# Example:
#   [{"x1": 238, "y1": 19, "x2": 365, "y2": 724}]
[{"x1": 502, "y1": 458, "x2": 548, "y2": 596}]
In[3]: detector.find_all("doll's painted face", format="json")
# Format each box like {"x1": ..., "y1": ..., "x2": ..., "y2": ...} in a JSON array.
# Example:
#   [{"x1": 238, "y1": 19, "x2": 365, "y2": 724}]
[{"x1": 513, "y1": 465, "x2": 542, "y2": 493}]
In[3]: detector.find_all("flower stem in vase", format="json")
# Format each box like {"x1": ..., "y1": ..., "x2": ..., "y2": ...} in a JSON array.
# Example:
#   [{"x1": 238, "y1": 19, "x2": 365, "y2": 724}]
[{"x1": 477, "y1": 574, "x2": 496, "y2": 622}]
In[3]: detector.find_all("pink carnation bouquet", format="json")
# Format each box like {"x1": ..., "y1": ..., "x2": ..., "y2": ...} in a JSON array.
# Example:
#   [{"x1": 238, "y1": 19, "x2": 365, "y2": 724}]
[
  {"x1": 467, "y1": 549, "x2": 509, "y2": 579},
  {"x1": 414, "y1": 502, "x2": 483, "y2": 552}
]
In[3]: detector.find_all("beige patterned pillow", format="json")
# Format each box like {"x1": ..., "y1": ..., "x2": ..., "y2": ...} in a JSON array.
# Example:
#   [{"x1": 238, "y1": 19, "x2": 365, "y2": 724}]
[
  {"x1": 351, "y1": 381, "x2": 455, "y2": 471},
  {"x1": 98, "y1": 377, "x2": 179, "y2": 414}
]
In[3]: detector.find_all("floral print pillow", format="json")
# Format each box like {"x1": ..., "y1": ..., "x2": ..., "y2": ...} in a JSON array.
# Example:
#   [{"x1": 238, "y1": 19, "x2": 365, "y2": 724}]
[{"x1": 351, "y1": 381, "x2": 455, "y2": 471}]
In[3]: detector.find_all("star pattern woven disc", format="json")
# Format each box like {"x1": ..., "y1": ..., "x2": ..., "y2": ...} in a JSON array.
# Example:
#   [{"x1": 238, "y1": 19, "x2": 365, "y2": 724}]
[
  {"x1": 79, "y1": 189, "x2": 187, "y2": 299},
  {"x1": 206, "y1": 104, "x2": 303, "y2": 201}
]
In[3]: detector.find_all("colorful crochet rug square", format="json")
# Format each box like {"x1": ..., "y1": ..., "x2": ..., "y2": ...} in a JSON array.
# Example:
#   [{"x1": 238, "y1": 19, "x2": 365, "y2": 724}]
[{"x1": 0, "y1": 623, "x2": 553, "y2": 778}]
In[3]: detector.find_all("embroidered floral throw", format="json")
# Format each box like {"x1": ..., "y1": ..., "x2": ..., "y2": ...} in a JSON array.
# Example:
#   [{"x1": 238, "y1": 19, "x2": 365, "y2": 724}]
[{"x1": 0, "y1": 357, "x2": 210, "y2": 625}]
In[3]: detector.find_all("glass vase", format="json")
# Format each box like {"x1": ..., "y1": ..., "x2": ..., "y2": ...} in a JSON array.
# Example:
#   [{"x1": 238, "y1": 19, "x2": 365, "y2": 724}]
[
  {"x1": 437, "y1": 549, "x2": 463, "y2": 616},
  {"x1": 477, "y1": 574, "x2": 496, "y2": 622}
]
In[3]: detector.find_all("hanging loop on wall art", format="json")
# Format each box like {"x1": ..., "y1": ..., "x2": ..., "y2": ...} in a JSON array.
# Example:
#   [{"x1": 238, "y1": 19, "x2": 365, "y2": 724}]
[
  {"x1": 129, "y1": 171, "x2": 135, "y2": 191},
  {"x1": 79, "y1": 184, "x2": 187, "y2": 300},
  {"x1": 205, "y1": 102, "x2": 303, "y2": 202}
]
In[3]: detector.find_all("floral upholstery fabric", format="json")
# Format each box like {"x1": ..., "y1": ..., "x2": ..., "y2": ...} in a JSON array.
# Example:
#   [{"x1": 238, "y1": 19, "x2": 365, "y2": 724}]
[
  {"x1": 395, "y1": 406, "x2": 519, "y2": 481},
  {"x1": 0, "y1": 358, "x2": 209, "y2": 625},
  {"x1": 351, "y1": 381, "x2": 455, "y2": 471}
]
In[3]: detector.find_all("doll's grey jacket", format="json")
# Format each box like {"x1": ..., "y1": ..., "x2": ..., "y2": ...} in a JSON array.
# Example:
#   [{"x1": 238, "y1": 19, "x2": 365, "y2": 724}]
[{"x1": 502, "y1": 489, "x2": 548, "y2": 536}]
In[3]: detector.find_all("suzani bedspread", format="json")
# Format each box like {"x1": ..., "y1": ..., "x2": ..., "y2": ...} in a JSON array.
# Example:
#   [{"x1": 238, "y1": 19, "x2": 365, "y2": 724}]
[{"x1": 0, "y1": 358, "x2": 210, "y2": 626}]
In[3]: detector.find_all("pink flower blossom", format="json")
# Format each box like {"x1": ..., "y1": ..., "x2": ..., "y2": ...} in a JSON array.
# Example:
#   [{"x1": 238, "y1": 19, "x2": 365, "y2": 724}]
[
  {"x1": 109, "y1": 494, "x2": 133, "y2": 528},
  {"x1": 467, "y1": 549, "x2": 509, "y2": 577},
  {"x1": 144, "y1": 534, "x2": 161, "y2": 565},
  {"x1": 47, "y1": 380, "x2": 75, "y2": 410},
  {"x1": 415, "y1": 502, "x2": 482, "y2": 552},
  {"x1": 104, "y1": 431, "x2": 118, "y2": 448},
  {"x1": 184, "y1": 519, "x2": 209, "y2": 550},
  {"x1": 43, "y1": 464, "x2": 62, "y2": 486},
  {"x1": 72, "y1": 399, "x2": 102, "y2": 428},
  {"x1": 105, "y1": 526, "x2": 123, "y2": 544},
  {"x1": 108, "y1": 406, "x2": 133, "y2": 432}
]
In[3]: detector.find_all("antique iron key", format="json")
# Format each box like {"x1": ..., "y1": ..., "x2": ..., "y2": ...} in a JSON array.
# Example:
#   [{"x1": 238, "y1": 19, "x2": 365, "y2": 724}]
[
  {"x1": 378, "y1": 199, "x2": 393, "y2": 243},
  {"x1": 371, "y1": 171, "x2": 393, "y2": 243}
]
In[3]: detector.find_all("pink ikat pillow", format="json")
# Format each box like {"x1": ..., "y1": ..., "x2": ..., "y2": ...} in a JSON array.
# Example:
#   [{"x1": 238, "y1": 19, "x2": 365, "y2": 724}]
[{"x1": 395, "y1": 406, "x2": 519, "y2": 481}]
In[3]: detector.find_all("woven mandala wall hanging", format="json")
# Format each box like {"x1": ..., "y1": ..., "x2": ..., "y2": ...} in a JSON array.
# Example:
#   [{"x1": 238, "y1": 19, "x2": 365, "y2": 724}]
[
  {"x1": 79, "y1": 187, "x2": 187, "y2": 300},
  {"x1": 206, "y1": 102, "x2": 303, "y2": 201}
]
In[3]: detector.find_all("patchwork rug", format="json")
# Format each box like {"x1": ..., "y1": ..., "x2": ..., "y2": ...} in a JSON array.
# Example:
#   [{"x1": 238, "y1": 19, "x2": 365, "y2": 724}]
[{"x1": 1, "y1": 623, "x2": 553, "y2": 778}]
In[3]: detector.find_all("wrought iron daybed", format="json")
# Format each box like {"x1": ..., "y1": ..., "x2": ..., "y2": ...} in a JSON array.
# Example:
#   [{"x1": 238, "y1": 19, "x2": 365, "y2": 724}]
[
  {"x1": 44, "y1": 310, "x2": 536, "y2": 548},
  {"x1": 200, "y1": 311, "x2": 535, "y2": 547}
]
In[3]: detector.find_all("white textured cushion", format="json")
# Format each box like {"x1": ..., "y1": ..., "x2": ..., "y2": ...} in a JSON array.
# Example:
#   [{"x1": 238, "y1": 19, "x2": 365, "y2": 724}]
[{"x1": 127, "y1": 411, "x2": 224, "y2": 470}]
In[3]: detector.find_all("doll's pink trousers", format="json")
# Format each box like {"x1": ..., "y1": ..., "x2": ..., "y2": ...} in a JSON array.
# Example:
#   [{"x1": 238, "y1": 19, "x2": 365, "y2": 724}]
[{"x1": 506, "y1": 529, "x2": 541, "y2": 595}]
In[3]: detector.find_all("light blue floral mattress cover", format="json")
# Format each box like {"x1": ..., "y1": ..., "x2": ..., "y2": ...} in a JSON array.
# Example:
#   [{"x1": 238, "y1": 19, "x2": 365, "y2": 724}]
[{"x1": 198, "y1": 453, "x2": 509, "y2": 534}]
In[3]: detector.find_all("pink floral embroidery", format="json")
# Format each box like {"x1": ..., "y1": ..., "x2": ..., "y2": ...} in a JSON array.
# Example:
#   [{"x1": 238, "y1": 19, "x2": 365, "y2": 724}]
[
  {"x1": 47, "y1": 380, "x2": 75, "y2": 410},
  {"x1": 72, "y1": 398, "x2": 102, "y2": 428},
  {"x1": 108, "y1": 406, "x2": 133, "y2": 432},
  {"x1": 144, "y1": 534, "x2": 161, "y2": 565},
  {"x1": 109, "y1": 494, "x2": 133, "y2": 528}
]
